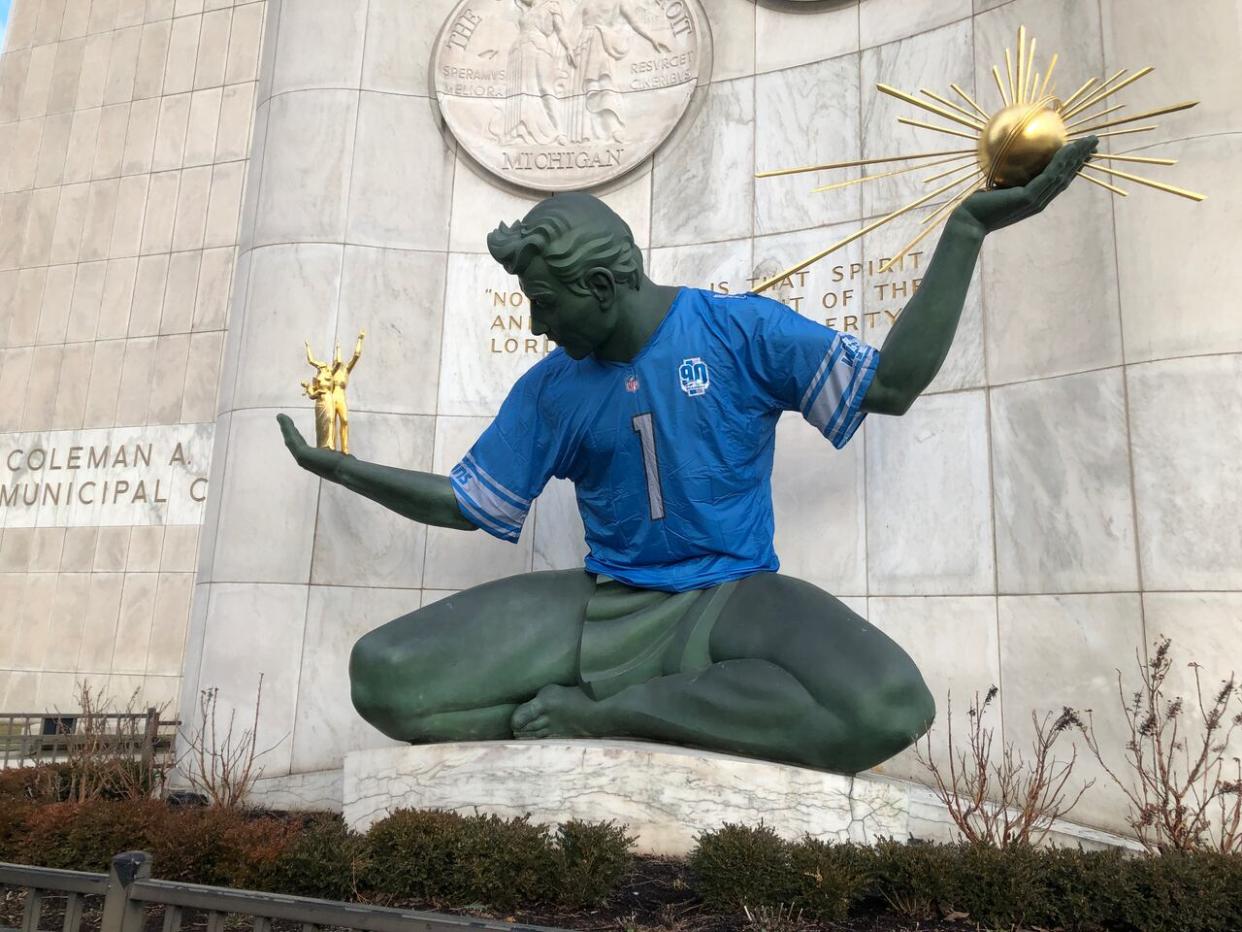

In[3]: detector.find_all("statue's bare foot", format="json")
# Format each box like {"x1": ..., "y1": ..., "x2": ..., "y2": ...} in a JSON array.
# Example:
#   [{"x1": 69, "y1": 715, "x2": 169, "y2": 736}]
[{"x1": 511, "y1": 683, "x2": 600, "y2": 739}]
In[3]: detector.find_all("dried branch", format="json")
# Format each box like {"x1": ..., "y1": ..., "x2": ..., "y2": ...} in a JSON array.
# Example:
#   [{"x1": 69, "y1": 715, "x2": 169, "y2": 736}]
[{"x1": 177, "y1": 675, "x2": 283, "y2": 808}]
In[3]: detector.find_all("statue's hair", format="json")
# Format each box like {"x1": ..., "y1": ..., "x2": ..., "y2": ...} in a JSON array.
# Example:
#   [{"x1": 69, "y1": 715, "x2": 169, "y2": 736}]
[{"x1": 487, "y1": 193, "x2": 643, "y2": 296}]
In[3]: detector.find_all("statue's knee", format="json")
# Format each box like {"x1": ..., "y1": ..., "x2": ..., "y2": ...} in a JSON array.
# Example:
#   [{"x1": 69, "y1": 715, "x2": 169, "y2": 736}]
[
  {"x1": 349, "y1": 633, "x2": 395, "y2": 718},
  {"x1": 859, "y1": 671, "x2": 936, "y2": 754}
]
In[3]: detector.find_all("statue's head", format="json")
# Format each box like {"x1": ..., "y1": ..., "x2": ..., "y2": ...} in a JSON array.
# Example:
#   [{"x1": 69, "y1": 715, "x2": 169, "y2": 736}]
[{"x1": 488, "y1": 193, "x2": 644, "y2": 360}]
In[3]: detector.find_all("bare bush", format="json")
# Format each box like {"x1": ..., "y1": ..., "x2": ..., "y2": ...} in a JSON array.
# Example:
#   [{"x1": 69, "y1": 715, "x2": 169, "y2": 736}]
[
  {"x1": 1077, "y1": 636, "x2": 1242, "y2": 854},
  {"x1": 178, "y1": 676, "x2": 281, "y2": 808},
  {"x1": 915, "y1": 686, "x2": 1090, "y2": 847}
]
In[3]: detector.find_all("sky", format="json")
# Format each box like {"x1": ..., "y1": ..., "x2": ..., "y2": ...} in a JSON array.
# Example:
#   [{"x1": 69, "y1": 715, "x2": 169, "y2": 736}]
[{"x1": 0, "y1": 1, "x2": 9, "y2": 53}]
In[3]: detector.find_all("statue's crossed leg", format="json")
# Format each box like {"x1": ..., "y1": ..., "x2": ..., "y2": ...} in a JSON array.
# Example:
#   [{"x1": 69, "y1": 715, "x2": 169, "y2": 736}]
[{"x1": 348, "y1": 570, "x2": 934, "y2": 773}]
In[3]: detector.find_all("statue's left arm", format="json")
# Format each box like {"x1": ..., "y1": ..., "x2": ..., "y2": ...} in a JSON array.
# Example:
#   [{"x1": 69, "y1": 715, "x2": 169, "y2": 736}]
[
  {"x1": 346, "y1": 330, "x2": 365, "y2": 374},
  {"x1": 861, "y1": 137, "x2": 1098, "y2": 416}
]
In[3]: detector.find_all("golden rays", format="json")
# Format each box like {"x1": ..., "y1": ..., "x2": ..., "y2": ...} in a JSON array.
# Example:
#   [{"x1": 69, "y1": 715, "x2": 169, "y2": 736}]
[{"x1": 753, "y1": 27, "x2": 1205, "y2": 294}]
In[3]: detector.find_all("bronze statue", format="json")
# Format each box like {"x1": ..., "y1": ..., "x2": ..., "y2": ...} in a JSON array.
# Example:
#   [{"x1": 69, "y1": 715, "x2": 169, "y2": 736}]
[
  {"x1": 278, "y1": 137, "x2": 1098, "y2": 773},
  {"x1": 301, "y1": 331, "x2": 365, "y2": 455}
]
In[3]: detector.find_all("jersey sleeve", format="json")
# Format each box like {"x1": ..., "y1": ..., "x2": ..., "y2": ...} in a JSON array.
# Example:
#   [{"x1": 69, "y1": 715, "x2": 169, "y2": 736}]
[
  {"x1": 746, "y1": 296, "x2": 880, "y2": 449},
  {"x1": 449, "y1": 369, "x2": 562, "y2": 543}
]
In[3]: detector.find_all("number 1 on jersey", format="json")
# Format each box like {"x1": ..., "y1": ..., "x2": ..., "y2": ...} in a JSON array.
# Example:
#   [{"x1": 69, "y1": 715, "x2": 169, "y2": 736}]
[{"x1": 631, "y1": 413, "x2": 665, "y2": 521}]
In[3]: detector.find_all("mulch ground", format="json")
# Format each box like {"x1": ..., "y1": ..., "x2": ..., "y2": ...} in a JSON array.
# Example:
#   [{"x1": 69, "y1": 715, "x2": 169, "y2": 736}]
[{"x1": 0, "y1": 858, "x2": 990, "y2": 932}]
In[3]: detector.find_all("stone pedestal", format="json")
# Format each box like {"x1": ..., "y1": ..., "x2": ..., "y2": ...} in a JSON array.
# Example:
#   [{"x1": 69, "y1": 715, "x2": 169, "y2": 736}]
[{"x1": 343, "y1": 740, "x2": 910, "y2": 856}]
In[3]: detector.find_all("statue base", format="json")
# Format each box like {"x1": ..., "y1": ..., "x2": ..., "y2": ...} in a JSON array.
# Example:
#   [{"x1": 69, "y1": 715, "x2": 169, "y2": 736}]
[{"x1": 343, "y1": 740, "x2": 911, "y2": 856}]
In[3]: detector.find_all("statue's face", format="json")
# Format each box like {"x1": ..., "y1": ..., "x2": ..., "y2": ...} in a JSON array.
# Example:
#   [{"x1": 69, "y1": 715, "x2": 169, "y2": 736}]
[{"x1": 519, "y1": 255, "x2": 614, "y2": 360}]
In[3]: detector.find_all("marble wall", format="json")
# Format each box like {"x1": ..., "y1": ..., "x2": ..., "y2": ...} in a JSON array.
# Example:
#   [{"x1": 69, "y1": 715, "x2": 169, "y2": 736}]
[
  {"x1": 0, "y1": 0, "x2": 265, "y2": 712},
  {"x1": 77, "y1": 0, "x2": 1242, "y2": 838}
]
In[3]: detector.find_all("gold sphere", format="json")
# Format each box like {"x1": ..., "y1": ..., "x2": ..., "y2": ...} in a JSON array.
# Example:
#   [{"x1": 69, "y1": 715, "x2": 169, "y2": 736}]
[{"x1": 977, "y1": 97, "x2": 1067, "y2": 189}]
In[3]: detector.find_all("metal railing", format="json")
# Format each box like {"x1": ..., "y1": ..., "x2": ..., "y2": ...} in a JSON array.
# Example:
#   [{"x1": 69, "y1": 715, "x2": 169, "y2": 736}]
[
  {"x1": 1, "y1": 852, "x2": 564, "y2": 932},
  {"x1": 0, "y1": 710, "x2": 177, "y2": 770}
]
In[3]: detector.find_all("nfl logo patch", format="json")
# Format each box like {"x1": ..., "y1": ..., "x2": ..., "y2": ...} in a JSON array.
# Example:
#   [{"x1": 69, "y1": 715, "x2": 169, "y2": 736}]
[
  {"x1": 625, "y1": 375, "x2": 640, "y2": 393},
  {"x1": 678, "y1": 357, "x2": 710, "y2": 397}
]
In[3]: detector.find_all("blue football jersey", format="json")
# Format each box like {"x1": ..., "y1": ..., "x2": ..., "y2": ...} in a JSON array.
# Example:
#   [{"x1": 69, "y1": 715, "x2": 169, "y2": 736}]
[{"x1": 450, "y1": 288, "x2": 880, "y2": 592}]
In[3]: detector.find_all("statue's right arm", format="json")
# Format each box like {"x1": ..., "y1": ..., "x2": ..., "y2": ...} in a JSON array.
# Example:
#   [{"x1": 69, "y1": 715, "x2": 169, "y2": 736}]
[{"x1": 277, "y1": 414, "x2": 477, "y2": 531}]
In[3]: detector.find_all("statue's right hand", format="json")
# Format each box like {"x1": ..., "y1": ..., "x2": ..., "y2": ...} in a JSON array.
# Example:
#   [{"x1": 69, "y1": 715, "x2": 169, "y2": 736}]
[{"x1": 277, "y1": 414, "x2": 344, "y2": 481}]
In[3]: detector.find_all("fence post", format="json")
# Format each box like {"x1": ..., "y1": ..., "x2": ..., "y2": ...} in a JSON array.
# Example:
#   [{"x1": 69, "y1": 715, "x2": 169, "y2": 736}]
[
  {"x1": 100, "y1": 852, "x2": 151, "y2": 932},
  {"x1": 141, "y1": 708, "x2": 159, "y2": 772}
]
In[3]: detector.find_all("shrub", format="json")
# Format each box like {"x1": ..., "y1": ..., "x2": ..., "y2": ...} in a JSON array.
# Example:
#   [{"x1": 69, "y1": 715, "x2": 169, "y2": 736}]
[
  {"x1": 553, "y1": 819, "x2": 634, "y2": 907},
  {"x1": 267, "y1": 814, "x2": 363, "y2": 901},
  {"x1": 786, "y1": 838, "x2": 871, "y2": 921},
  {"x1": 690, "y1": 823, "x2": 794, "y2": 912},
  {"x1": 866, "y1": 839, "x2": 954, "y2": 920},
  {"x1": 19, "y1": 800, "x2": 167, "y2": 871},
  {"x1": 450, "y1": 813, "x2": 558, "y2": 910},
  {"x1": 363, "y1": 809, "x2": 469, "y2": 901}
]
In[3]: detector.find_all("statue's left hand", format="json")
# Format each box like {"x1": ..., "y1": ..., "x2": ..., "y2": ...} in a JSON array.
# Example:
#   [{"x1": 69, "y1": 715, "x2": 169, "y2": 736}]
[
  {"x1": 955, "y1": 136, "x2": 1099, "y2": 235},
  {"x1": 277, "y1": 413, "x2": 347, "y2": 481}
]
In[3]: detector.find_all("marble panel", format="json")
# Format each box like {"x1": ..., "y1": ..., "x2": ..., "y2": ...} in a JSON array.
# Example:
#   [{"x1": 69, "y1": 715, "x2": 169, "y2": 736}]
[
  {"x1": 310, "y1": 413, "x2": 434, "y2": 589},
  {"x1": 866, "y1": 595, "x2": 999, "y2": 784},
  {"x1": 193, "y1": 413, "x2": 230, "y2": 578},
  {"x1": 7, "y1": 119, "x2": 44, "y2": 192},
  {"x1": 0, "y1": 193, "x2": 33, "y2": 271},
  {"x1": 161, "y1": 525, "x2": 200, "y2": 572},
  {"x1": 337, "y1": 246, "x2": 445, "y2": 416},
  {"x1": 175, "y1": 0, "x2": 204, "y2": 15},
  {"x1": 0, "y1": 530, "x2": 33, "y2": 573},
  {"x1": 61, "y1": 528, "x2": 100, "y2": 572},
  {"x1": 233, "y1": 244, "x2": 342, "y2": 410},
  {"x1": 113, "y1": 336, "x2": 156, "y2": 425},
  {"x1": 860, "y1": 0, "x2": 969, "y2": 49},
  {"x1": 152, "y1": 92, "x2": 191, "y2": 172},
  {"x1": 140, "y1": 170, "x2": 181, "y2": 255},
  {"x1": 18, "y1": 43, "x2": 56, "y2": 121},
  {"x1": 20, "y1": 187, "x2": 61, "y2": 268},
  {"x1": 66, "y1": 261, "x2": 107, "y2": 342},
  {"x1": 753, "y1": 0, "x2": 854, "y2": 73},
  {"x1": 209, "y1": 409, "x2": 319, "y2": 584},
  {"x1": 213, "y1": 251, "x2": 249, "y2": 413},
  {"x1": 161, "y1": 250, "x2": 202, "y2": 334},
  {"x1": 1128, "y1": 355, "x2": 1242, "y2": 590},
  {"x1": 113, "y1": 573, "x2": 158, "y2": 673},
  {"x1": 0, "y1": 350, "x2": 31, "y2": 430},
  {"x1": 109, "y1": 175, "x2": 150, "y2": 259},
  {"x1": 37, "y1": 263, "x2": 77, "y2": 345},
  {"x1": 244, "y1": 768, "x2": 343, "y2": 813},
  {"x1": 147, "y1": 571, "x2": 194, "y2": 675},
  {"x1": 172, "y1": 164, "x2": 212, "y2": 251},
  {"x1": 97, "y1": 257, "x2": 139, "y2": 339},
  {"x1": 344, "y1": 742, "x2": 910, "y2": 854},
  {"x1": 1101, "y1": 0, "x2": 1241, "y2": 146},
  {"x1": 6, "y1": 0, "x2": 41, "y2": 47},
  {"x1": 52, "y1": 342, "x2": 93, "y2": 427},
  {"x1": 94, "y1": 528, "x2": 132, "y2": 572},
  {"x1": 755, "y1": 55, "x2": 862, "y2": 236},
  {"x1": 651, "y1": 78, "x2": 754, "y2": 247},
  {"x1": 867, "y1": 390, "x2": 994, "y2": 595},
  {"x1": 0, "y1": 50, "x2": 32, "y2": 125},
  {"x1": 648, "y1": 237, "x2": 751, "y2": 292},
  {"x1": 224, "y1": 2, "x2": 265, "y2": 86},
  {"x1": 47, "y1": 36, "x2": 86, "y2": 115},
  {"x1": 180, "y1": 330, "x2": 224, "y2": 422},
  {"x1": 860, "y1": 20, "x2": 975, "y2": 219},
  {"x1": 141, "y1": 675, "x2": 181, "y2": 712},
  {"x1": 163, "y1": 14, "x2": 202, "y2": 97},
  {"x1": 290, "y1": 586, "x2": 411, "y2": 773},
  {"x1": 146, "y1": 332, "x2": 192, "y2": 423},
  {"x1": 436, "y1": 252, "x2": 543, "y2": 418},
  {"x1": 184, "y1": 88, "x2": 222, "y2": 167},
  {"x1": 253, "y1": 90, "x2": 357, "y2": 247},
  {"x1": 82, "y1": 339, "x2": 127, "y2": 426},
  {"x1": 361, "y1": 0, "x2": 456, "y2": 97},
  {"x1": 751, "y1": 220, "x2": 865, "y2": 344},
  {"x1": 0, "y1": 270, "x2": 15, "y2": 347},
  {"x1": 20, "y1": 345, "x2": 63, "y2": 430},
  {"x1": 193, "y1": 581, "x2": 308, "y2": 776},
  {"x1": 104, "y1": 24, "x2": 143, "y2": 106},
  {"x1": 30, "y1": 529, "x2": 66, "y2": 572},
  {"x1": 531, "y1": 477, "x2": 588, "y2": 572},
  {"x1": 422, "y1": 415, "x2": 535, "y2": 591},
  {"x1": 133, "y1": 20, "x2": 172, "y2": 101},
  {"x1": 998, "y1": 593, "x2": 1145, "y2": 834},
  {"x1": 48, "y1": 182, "x2": 89, "y2": 265},
  {"x1": 1115, "y1": 136, "x2": 1242, "y2": 363},
  {"x1": 80, "y1": 179, "x2": 120, "y2": 262},
  {"x1": 87, "y1": 0, "x2": 119, "y2": 34},
  {"x1": 7, "y1": 267, "x2": 47, "y2": 347},
  {"x1": 215, "y1": 82, "x2": 255, "y2": 163},
  {"x1": 193, "y1": 8, "x2": 232, "y2": 90},
  {"x1": 116, "y1": 0, "x2": 147, "y2": 29},
  {"x1": 271, "y1": 0, "x2": 365, "y2": 95},
  {"x1": 346, "y1": 92, "x2": 454, "y2": 250},
  {"x1": 34, "y1": 111, "x2": 75, "y2": 189},
  {"x1": 192, "y1": 246, "x2": 233, "y2": 330},
  {"x1": 254, "y1": 0, "x2": 281, "y2": 105},
  {"x1": 991, "y1": 368, "x2": 1138, "y2": 594},
  {"x1": 772, "y1": 412, "x2": 867, "y2": 596},
  {"x1": 76, "y1": 34, "x2": 113, "y2": 112},
  {"x1": 128, "y1": 253, "x2": 169, "y2": 336},
  {"x1": 63, "y1": 109, "x2": 103, "y2": 185},
  {"x1": 92, "y1": 103, "x2": 131, "y2": 181}
]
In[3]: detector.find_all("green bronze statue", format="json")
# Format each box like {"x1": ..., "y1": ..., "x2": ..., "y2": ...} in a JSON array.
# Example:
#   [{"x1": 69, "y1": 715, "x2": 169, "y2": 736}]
[{"x1": 277, "y1": 137, "x2": 1099, "y2": 774}]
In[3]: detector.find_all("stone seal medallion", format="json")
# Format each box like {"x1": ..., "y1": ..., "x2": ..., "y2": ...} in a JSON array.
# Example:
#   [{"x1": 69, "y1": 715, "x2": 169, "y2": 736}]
[{"x1": 433, "y1": 0, "x2": 707, "y2": 192}]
